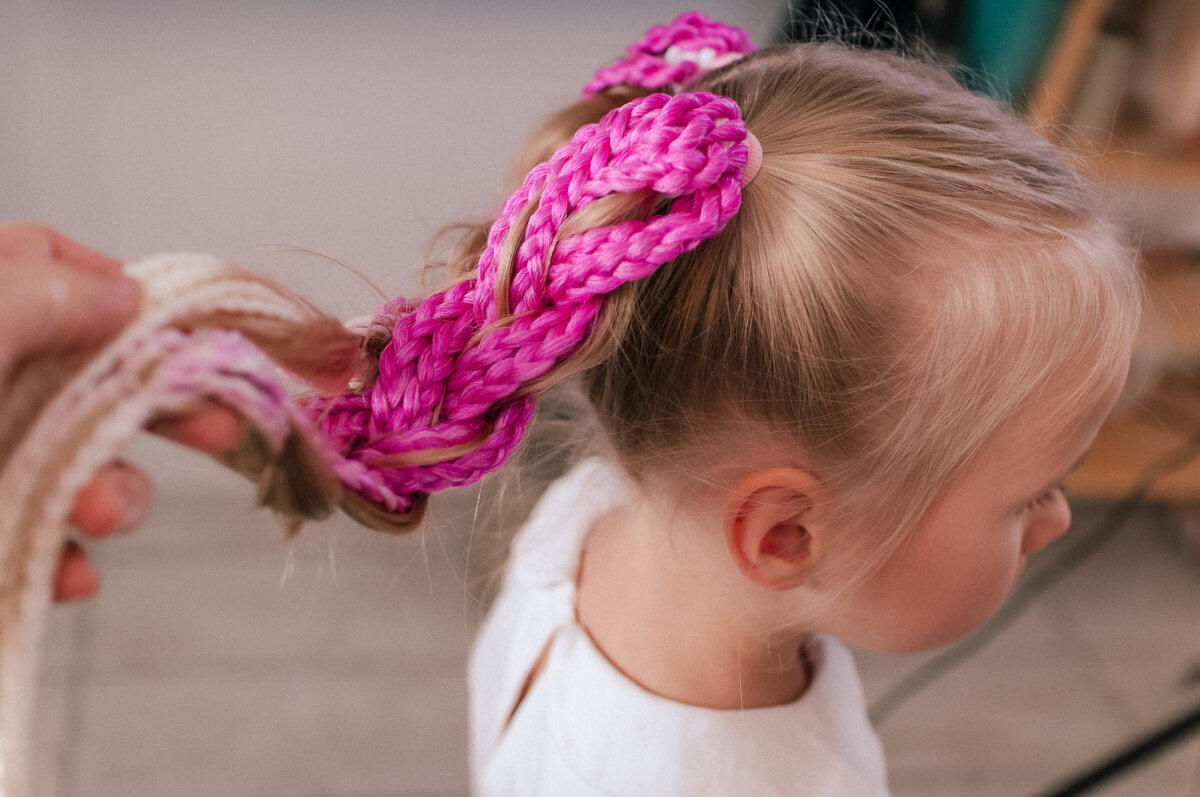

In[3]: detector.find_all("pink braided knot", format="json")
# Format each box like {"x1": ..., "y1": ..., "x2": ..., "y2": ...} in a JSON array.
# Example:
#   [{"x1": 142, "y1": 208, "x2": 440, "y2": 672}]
[
  {"x1": 307, "y1": 91, "x2": 753, "y2": 515},
  {"x1": 582, "y1": 11, "x2": 756, "y2": 98}
]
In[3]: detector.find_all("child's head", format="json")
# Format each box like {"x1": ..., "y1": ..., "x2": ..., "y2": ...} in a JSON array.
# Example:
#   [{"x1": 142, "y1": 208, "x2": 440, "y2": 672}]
[
  {"x1": 583, "y1": 48, "x2": 1135, "y2": 548},
  {"x1": 817, "y1": 364, "x2": 1124, "y2": 652},
  {"x1": 300, "y1": 15, "x2": 1140, "y2": 650},
  {"x1": 493, "y1": 25, "x2": 1139, "y2": 649}
]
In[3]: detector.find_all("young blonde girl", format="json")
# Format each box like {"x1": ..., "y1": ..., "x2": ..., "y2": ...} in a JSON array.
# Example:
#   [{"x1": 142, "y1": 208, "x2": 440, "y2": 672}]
[
  {"x1": 8, "y1": 10, "x2": 1136, "y2": 797},
  {"x1": 443, "y1": 12, "x2": 1140, "y2": 796}
]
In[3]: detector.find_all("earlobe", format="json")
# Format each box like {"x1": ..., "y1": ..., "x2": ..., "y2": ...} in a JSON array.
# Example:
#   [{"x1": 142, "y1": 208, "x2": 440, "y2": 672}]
[{"x1": 724, "y1": 468, "x2": 823, "y2": 591}]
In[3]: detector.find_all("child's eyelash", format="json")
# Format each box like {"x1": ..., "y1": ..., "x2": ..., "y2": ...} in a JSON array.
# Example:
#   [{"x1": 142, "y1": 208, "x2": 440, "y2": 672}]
[
  {"x1": 1026, "y1": 483, "x2": 1066, "y2": 511},
  {"x1": 1025, "y1": 453, "x2": 1089, "y2": 512}
]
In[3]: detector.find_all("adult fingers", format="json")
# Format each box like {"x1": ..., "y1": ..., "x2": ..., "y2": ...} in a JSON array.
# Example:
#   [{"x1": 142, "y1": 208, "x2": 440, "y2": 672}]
[
  {"x1": 53, "y1": 541, "x2": 99, "y2": 602},
  {"x1": 69, "y1": 408, "x2": 243, "y2": 540},
  {"x1": 0, "y1": 222, "x2": 123, "y2": 275},
  {"x1": 149, "y1": 403, "x2": 244, "y2": 454},
  {"x1": 70, "y1": 462, "x2": 152, "y2": 539},
  {"x1": 0, "y1": 259, "x2": 141, "y2": 363}
]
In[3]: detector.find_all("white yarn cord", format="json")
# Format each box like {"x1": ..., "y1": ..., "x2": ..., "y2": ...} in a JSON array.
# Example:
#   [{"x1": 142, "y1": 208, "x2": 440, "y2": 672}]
[{"x1": 0, "y1": 254, "x2": 332, "y2": 797}]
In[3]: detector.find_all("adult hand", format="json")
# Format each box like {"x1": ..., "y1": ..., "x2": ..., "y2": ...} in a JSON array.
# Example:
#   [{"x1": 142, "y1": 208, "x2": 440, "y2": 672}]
[{"x1": 0, "y1": 222, "x2": 243, "y2": 601}]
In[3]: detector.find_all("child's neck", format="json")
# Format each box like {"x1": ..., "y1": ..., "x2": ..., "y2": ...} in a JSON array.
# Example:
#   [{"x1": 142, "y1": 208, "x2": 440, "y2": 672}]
[{"x1": 576, "y1": 500, "x2": 812, "y2": 710}]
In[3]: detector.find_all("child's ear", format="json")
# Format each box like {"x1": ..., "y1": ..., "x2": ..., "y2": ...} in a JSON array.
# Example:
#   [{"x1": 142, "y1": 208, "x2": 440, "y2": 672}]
[{"x1": 723, "y1": 468, "x2": 824, "y2": 591}]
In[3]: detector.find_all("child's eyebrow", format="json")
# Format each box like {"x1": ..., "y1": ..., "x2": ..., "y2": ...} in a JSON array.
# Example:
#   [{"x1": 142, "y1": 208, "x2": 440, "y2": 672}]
[
  {"x1": 1031, "y1": 449, "x2": 1090, "y2": 501},
  {"x1": 1037, "y1": 448, "x2": 1092, "y2": 497}
]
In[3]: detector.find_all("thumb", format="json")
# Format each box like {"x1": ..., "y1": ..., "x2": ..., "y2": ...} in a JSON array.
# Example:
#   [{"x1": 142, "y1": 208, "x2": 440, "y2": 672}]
[{"x1": 0, "y1": 261, "x2": 141, "y2": 362}]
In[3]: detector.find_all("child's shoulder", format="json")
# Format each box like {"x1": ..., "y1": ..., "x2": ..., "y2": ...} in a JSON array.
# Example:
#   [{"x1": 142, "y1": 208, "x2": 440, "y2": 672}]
[
  {"x1": 474, "y1": 456, "x2": 892, "y2": 795},
  {"x1": 503, "y1": 457, "x2": 629, "y2": 587},
  {"x1": 503, "y1": 628, "x2": 890, "y2": 796}
]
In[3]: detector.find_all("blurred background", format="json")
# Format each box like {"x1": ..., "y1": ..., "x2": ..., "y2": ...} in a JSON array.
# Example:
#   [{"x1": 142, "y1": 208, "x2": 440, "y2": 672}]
[{"x1": 3, "y1": 1, "x2": 1200, "y2": 795}]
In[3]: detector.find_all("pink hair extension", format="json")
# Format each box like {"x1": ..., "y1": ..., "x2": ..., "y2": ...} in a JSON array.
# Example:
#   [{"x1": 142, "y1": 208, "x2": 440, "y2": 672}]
[
  {"x1": 305, "y1": 91, "x2": 756, "y2": 519},
  {"x1": 582, "y1": 11, "x2": 756, "y2": 98}
]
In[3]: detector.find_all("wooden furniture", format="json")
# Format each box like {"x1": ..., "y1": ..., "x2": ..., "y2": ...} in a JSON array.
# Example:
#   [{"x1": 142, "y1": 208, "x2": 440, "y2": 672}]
[
  {"x1": 1067, "y1": 254, "x2": 1200, "y2": 500},
  {"x1": 1026, "y1": 0, "x2": 1200, "y2": 499},
  {"x1": 1028, "y1": 0, "x2": 1200, "y2": 185}
]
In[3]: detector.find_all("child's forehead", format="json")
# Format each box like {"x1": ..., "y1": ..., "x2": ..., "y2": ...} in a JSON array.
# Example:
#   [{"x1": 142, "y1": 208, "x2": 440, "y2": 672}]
[{"x1": 984, "y1": 361, "x2": 1127, "y2": 476}]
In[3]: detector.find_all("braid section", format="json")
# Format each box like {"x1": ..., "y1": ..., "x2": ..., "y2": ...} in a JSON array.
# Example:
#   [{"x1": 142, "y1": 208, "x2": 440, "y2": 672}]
[
  {"x1": 583, "y1": 11, "x2": 756, "y2": 98},
  {"x1": 307, "y1": 91, "x2": 754, "y2": 524}
]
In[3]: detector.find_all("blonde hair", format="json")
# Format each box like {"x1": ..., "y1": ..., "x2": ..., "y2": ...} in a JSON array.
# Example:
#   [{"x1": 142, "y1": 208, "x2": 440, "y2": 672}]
[
  {"x1": 148, "y1": 41, "x2": 1138, "y2": 589},
  {"x1": 437, "y1": 42, "x2": 1141, "y2": 582}
]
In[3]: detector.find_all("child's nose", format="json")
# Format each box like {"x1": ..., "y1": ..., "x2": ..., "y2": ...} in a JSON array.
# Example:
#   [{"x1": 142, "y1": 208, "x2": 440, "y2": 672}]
[{"x1": 1021, "y1": 493, "x2": 1072, "y2": 555}]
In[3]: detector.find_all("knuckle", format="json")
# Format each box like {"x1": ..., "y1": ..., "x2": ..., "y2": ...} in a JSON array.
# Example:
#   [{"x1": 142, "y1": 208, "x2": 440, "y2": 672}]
[{"x1": 0, "y1": 221, "x2": 56, "y2": 260}]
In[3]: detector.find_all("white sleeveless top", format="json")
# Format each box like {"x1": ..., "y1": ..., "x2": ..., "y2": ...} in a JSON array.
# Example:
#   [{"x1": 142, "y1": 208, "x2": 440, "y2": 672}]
[{"x1": 469, "y1": 460, "x2": 892, "y2": 796}]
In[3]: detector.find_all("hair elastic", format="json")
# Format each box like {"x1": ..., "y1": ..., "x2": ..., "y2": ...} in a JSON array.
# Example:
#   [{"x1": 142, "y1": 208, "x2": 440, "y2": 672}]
[{"x1": 743, "y1": 131, "x2": 762, "y2": 186}]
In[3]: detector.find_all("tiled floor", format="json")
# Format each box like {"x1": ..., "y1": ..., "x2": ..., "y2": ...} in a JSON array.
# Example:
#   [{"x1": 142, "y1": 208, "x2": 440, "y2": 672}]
[{"x1": 33, "y1": 441, "x2": 1200, "y2": 796}]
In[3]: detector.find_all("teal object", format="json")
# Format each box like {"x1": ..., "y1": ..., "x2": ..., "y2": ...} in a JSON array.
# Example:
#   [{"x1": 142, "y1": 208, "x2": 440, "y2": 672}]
[{"x1": 959, "y1": 0, "x2": 1068, "y2": 102}]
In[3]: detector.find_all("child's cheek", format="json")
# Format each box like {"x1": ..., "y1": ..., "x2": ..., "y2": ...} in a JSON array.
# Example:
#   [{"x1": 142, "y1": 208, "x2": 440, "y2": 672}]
[{"x1": 1020, "y1": 494, "x2": 1072, "y2": 555}]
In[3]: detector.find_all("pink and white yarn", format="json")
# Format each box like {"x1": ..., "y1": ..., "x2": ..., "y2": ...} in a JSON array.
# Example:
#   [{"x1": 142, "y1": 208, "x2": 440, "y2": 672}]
[{"x1": 0, "y1": 254, "x2": 352, "y2": 797}]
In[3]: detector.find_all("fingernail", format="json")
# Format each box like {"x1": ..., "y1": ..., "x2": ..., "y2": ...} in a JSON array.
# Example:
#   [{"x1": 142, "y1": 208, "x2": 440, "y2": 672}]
[
  {"x1": 104, "y1": 276, "x2": 142, "y2": 321},
  {"x1": 110, "y1": 467, "x2": 151, "y2": 533},
  {"x1": 53, "y1": 542, "x2": 99, "y2": 602}
]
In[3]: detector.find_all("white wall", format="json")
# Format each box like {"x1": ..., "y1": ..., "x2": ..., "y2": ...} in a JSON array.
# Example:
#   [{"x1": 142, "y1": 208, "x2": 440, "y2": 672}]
[{"x1": 1, "y1": 0, "x2": 781, "y2": 317}]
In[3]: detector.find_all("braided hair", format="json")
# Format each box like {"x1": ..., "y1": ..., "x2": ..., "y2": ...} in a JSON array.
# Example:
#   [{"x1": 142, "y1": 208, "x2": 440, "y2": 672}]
[{"x1": 302, "y1": 14, "x2": 761, "y2": 531}]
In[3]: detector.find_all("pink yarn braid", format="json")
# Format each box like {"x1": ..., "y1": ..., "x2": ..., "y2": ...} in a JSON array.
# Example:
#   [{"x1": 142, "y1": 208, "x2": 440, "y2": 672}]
[
  {"x1": 582, "y1": 11, "x2": 756, "y2": 98},
  {"x1": 306, "y1": 91, "x2": 754, "y2": 515}
]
